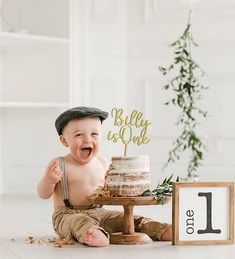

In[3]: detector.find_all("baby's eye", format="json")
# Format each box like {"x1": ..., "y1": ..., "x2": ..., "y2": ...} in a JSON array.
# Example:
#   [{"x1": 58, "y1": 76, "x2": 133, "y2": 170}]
[
  {"x1": 91, "y1": 132, "x2": 99, "y2": 136},
  {"x1": 75, "y1": 133, "x2": 83, "y2": 137}
]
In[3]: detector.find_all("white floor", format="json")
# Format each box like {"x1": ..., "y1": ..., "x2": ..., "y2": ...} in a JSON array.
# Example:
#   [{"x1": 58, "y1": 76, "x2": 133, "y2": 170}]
[{"x1": 0, "y1": 195, "x2": 234, "y2": 259}]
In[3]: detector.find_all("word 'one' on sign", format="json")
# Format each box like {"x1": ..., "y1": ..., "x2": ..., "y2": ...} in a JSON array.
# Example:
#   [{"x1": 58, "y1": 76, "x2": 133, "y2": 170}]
[{"x1": 172, "y1": 182, "x2": 234, "y2": 245}]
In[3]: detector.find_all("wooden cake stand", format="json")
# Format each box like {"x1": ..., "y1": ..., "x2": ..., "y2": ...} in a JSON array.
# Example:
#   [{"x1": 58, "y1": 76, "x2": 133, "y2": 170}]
[{"x1": 87, "y1": 196, "x2": 171, "y2": 245}]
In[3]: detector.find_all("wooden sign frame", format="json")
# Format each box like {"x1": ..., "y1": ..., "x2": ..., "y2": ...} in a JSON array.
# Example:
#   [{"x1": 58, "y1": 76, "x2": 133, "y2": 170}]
[{"x1": 172, "y1": 182, "x2": 234, "y2": 245}]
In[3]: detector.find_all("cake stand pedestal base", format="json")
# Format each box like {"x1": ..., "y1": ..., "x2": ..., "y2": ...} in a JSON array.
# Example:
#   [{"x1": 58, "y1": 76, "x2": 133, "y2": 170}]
[
  {"x1": 86, "y1": 196, "x2": 171, "y2": 245},
  {"x1": 110, "y1": 232, "x2": 152, "y2": 245}
]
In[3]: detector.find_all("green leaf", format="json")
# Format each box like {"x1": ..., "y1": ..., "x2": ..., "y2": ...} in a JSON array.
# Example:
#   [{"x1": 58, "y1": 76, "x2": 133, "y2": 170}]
[{"x1": 141, "y1": 175, "x2": 179, "y2": 199}]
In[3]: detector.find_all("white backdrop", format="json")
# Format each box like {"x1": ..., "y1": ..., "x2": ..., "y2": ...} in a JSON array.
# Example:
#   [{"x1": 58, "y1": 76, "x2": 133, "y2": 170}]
[
  {"x1": 0, "y1": 0, "x2": 235, "y2": 194},
  {"x1": 72, "y1": 0, "x2": 235, "y2": 187}
]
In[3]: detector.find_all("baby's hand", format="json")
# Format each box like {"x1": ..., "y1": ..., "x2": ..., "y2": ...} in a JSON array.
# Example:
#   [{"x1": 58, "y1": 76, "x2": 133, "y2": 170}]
[{"x1": 44, "y1": 160, "x2": 62, "y2": 185}]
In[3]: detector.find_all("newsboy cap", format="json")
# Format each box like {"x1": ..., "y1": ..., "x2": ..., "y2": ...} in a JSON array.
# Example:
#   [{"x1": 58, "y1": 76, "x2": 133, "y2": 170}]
[{"x1": 55, "y1": 106, "x2": 108, "y2": 135}]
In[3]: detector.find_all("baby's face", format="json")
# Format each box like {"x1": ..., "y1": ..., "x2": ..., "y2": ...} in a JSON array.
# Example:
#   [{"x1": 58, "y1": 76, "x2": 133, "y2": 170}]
[{"x1": 61, "y1": 117, "x2": 102, "y2": 165}]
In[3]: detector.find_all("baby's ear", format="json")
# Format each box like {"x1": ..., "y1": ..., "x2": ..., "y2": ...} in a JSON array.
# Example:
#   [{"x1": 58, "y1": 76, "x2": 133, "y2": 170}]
[{"x1": 59, "y1": 135, "x2": 69, "y2": 147}]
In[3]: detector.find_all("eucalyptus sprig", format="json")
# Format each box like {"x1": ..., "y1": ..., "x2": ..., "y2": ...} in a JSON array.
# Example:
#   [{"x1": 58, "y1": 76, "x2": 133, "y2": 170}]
[
  {"x1": 159, "y1": 10, "x2": 208, "y2": 179},
  {"x1": 142, "y1": 175, "x2": 179, "y2": 204}
]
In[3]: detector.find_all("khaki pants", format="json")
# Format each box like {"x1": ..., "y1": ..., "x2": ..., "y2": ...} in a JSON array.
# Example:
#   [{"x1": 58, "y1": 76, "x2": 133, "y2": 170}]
[{"x1": 52, "y1": 206, "x2": 170, "y2": 244}]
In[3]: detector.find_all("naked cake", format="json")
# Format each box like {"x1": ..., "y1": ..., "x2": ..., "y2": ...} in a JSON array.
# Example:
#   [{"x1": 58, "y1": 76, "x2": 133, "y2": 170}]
[{"x1": 104, "y1": 155, "x2": 151, "y2": 197}]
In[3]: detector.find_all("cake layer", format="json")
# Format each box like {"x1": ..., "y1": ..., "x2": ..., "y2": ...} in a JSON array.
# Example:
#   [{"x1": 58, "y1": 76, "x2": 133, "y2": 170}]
[
  {"x1": 105, "y1": 155, "x2": 151, "y2": 197},
  {"x1": 111, "y1": 155, "x2": 149, "y2": 171},
  {"x1": 105, "y1": 172, "x2": 150, "y2": 183},
  {"x1": 107, "y1": 184, "x2": 150, "y2": 197}
]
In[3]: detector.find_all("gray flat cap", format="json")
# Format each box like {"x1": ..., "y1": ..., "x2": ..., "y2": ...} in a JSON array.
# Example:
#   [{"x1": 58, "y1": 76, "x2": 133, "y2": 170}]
[{"x1": 55, "y1": 106, "x2": 108, "y2": 135}]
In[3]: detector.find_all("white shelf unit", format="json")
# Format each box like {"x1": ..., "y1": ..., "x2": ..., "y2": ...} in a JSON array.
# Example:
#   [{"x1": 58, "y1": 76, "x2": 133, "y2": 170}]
[
  {"x1": 0, "y1": 102, "x2": 69, "y2": 108},
  {"x1": 0, "y1": 0, "x2": 70, "y2": 194},
  {"x1": 0, "y1": 31, "x2": 69, "y2": 46}
]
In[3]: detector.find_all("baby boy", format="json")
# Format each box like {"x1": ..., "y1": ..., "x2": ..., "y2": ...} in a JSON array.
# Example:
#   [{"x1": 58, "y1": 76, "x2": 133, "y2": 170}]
[{"x1": 37, "y1": 106, "x2": 172, "y2": 247}]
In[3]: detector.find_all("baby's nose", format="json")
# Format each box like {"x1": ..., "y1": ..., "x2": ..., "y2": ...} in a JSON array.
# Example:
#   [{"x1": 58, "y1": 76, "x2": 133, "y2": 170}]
[{"x1": 84, "y1": 135, "x2": 92, "y2": 142}]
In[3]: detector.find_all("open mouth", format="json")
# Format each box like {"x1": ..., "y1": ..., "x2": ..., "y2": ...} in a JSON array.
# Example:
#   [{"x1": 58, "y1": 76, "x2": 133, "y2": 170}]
[{"x1": 80, "y1": 147, "x2": 93, "y2": 159}]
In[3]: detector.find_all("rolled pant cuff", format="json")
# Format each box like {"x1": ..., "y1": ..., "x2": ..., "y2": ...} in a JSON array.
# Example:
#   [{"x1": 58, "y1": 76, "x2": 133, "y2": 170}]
[{"x1": 155, "y1": 223, "x2": 171, "y2": 241}]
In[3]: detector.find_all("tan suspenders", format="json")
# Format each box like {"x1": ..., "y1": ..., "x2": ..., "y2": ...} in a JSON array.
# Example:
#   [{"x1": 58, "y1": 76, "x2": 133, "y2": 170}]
[{"x1": 58, "y1": 157, "x2": 73, "y2": 209}]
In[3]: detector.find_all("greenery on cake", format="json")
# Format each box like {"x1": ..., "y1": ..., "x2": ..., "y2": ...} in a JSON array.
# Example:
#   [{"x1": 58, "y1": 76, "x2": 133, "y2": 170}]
[
  {"x1": 159, "y1": 10, "x2": 208, "y2": 180},
  {"x1": 142, "y1": 175, "x2": 179, "y2": 203}
]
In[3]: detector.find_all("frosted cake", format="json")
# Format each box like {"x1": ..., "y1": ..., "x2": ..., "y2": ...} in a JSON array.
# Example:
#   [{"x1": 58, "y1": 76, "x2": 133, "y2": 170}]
[{"x1": 105, "y1": 155, "x2": 151, "y2": 197}]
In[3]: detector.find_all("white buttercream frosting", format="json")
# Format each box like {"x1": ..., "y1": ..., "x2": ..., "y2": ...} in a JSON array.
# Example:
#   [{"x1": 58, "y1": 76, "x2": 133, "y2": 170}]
[
  {"x1": 110, "y1": 155, "x2": 149, "y2": 171},
  {"x1": 105, "y1": 155, "x2": 151, "y2": 196}
]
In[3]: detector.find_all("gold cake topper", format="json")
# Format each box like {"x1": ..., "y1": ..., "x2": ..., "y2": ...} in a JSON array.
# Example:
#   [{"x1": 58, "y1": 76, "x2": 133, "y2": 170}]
[{"x1": 107, "y1": 108, "x2": 151, "y2": 156}]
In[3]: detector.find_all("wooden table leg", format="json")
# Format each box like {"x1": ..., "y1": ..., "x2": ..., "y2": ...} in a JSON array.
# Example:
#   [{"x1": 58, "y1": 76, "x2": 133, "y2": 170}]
[{"x1": 110, "y1": 204, "x2": 153, "y2": 245}]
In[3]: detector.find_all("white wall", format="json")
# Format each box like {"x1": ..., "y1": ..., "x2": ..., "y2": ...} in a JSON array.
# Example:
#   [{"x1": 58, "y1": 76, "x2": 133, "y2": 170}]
[
  {"x1": 141, "y1": 0, "x2": 231, "y2": 183},
  {"x1": 0, "y1": 0, "x2": 3, "y2": 194},
  {"x1": 0, "y1": 0, "x2": 69, "y2": 194},
  {"x1": 74, "y1": 0, "x2": 235, "y2": 186},
  {"x1": 1, "y1": 0, "x2": 235, "y2": 194},
  {"x1": 122, "y1": 0, "x2": 235, "y2": 184},
  {"x1": 0, "y1": 0, "x2": 68, "y2": 37}
]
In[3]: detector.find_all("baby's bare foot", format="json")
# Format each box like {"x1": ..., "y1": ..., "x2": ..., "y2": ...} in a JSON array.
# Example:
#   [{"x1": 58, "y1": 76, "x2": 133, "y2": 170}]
[
  {"x1": 161, "y1": 225, "x2": 172, "y2": 241},
  {"x1": 84, "y1": 227, "x2": 109, "y2": 247}
]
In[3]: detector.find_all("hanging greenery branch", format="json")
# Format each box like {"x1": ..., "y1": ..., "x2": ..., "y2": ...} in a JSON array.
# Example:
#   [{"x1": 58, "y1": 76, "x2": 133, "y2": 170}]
[{"x1": 159, "y1": 10, "x2": 208, "y2": 179}]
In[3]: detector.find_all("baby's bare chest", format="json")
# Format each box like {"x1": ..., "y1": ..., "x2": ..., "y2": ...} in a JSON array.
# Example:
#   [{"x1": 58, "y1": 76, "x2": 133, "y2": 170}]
[{"x1": 66, "y1": 164, "x2": 105, "y2": 187}]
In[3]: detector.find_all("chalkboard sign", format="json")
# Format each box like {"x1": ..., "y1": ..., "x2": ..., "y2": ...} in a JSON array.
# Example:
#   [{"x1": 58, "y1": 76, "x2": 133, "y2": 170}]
[{"x1": 172, "y1": 182, "x2": 234, "y2": 245}]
